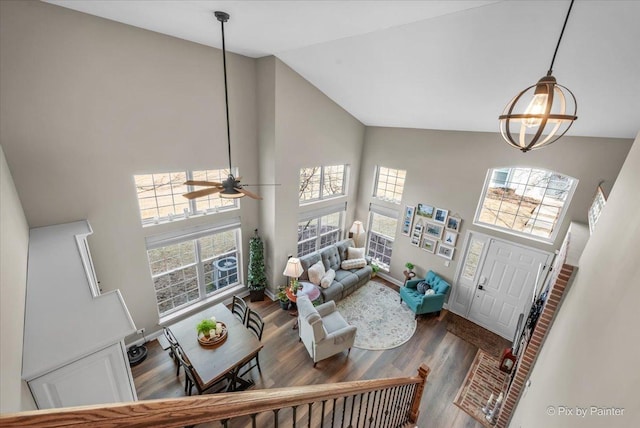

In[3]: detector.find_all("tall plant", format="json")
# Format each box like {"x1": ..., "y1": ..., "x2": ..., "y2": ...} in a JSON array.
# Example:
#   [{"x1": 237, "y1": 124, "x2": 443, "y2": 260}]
[{"x1": 248, "y1": 230, "x2": 267, "y2": 291}]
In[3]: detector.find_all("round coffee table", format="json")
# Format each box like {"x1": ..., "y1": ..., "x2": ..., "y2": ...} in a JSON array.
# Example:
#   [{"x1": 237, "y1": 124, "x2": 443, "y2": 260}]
[{"x1": 285, "y1": 281, "x2": 321, "y2": 329}]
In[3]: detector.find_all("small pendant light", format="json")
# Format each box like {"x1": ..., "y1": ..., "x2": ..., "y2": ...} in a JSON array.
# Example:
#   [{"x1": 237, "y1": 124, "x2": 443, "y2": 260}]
[{"x1": 499, "y1": 0, "x2": 578, "y2": 152}]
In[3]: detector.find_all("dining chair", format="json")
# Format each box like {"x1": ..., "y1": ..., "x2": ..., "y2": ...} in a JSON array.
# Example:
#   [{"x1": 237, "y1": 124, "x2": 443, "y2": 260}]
[
  {"x1": 238, "y1": 309, "x2": 264, "y2": 377},
  {"x1": 231, "y1": 295, "x2": 249, "y2": 325},
  {"x1": 163, "y1": 326, "x2": 182, "y2": 377},
  {"x1": 174, "y1": 346, "x2": 227, "y2": 396}
]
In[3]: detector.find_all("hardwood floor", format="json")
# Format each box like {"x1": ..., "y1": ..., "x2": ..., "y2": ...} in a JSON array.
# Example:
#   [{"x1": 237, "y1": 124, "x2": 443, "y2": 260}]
[{"x1": 132, "y1": 280, "x2": 484, "y2": 428}]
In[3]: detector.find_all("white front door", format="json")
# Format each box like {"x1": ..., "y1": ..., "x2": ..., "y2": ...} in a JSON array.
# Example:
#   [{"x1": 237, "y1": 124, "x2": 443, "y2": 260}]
[{"x1": 467, "y1": 239, "x2": 551, "y2": 339}]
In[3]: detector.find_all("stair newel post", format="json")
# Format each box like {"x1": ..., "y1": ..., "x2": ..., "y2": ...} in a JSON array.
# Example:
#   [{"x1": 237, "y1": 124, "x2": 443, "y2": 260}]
[{"x1": 408, "y1": 364, "x2": 431, "y2": 422}]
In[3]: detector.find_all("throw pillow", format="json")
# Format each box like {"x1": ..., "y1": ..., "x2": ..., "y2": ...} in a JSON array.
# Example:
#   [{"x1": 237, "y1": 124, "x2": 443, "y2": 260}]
[
  {"x1": 347, "y1": 247, "x2": 365, "y2": 260},
  {"x1": 341, "y1": 258, "x2": 367, "y2": 270},
  {"x1": 320, "y1": 268, "x2": 336, "y2": 289},
  {"x1": 416, "y1": 280, "x2": 430, "y2": 294},
  {"x1": 307, "y1": 260, "x2": 326, "y2": 286}
]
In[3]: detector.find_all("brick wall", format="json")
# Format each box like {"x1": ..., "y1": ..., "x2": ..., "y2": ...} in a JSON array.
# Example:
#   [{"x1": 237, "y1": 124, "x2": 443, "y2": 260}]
[{"x1": 495, "y1": 263, "x2": 575, "y2": 427}]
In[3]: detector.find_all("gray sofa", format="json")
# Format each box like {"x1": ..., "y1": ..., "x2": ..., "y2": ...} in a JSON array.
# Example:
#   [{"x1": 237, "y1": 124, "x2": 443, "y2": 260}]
[{"x1": 298, "y1": 238, "x2": 372, "y2": 302}]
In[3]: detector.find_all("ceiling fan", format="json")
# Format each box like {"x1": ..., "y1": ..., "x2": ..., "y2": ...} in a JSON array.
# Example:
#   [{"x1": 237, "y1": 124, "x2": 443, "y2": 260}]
[{"x1": 183, "y1": 11, "x2": 266, "y2": 201}]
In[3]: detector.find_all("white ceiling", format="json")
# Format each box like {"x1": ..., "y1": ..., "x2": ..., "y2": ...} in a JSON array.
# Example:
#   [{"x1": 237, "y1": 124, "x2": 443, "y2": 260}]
[{"x1": 44, "y1": 0, "x2": 640, "y2": 139}]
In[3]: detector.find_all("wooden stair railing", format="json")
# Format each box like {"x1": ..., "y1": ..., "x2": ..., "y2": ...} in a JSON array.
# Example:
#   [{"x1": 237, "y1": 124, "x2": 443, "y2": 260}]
[{"x1": 1, "y1": 365, "x2": 429, "y2": 428}]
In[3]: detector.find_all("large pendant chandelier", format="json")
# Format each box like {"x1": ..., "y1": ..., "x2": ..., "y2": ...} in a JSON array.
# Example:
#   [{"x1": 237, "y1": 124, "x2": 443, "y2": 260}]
[{"x1": 499, "y1": 0, "x2": 578, "y2": 153}]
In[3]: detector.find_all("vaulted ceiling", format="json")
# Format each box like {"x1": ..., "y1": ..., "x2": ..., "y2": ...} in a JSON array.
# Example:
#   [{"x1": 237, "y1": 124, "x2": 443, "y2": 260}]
[{"x1": 45, "y1": 0, "x2": 640, "y2": 139}]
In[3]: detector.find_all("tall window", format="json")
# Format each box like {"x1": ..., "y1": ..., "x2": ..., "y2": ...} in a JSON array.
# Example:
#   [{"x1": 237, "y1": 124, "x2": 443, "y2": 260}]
[
  {"x1": 299, "y1": 165, "x2": 347, "y2": 204},
  {"x1": 297, "y1": 208, "x2": 344, "y2": 256},
  {"x1": 373, "y1": 166, "x2": 406, "y2": 204},
  {"x1": 366, "y1": 210, "x2": 398, "y2": 270},
  {"x1": 134, "y1": 169, "x2": 238, "y2": 226},
  {"x1": 475, "y1": 167, "x2": 577, "y2": 242},
  {"x1": 147, "y1": 226, "x2": 241, "y2": 317},
  {"x1": 588, "y1": 186, "x2": 606, "y2": 234}
]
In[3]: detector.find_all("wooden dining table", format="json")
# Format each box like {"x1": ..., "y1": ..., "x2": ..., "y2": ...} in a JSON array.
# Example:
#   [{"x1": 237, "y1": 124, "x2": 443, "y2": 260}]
[{"x1": 165, "y1": 303, "x2": 262, "y2": 391}]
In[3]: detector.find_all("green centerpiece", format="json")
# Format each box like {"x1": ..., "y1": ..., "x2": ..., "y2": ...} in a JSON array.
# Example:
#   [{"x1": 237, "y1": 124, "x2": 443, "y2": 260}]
[{"x1": 196, "y1": 318, "x2": 217, "y2": 339}]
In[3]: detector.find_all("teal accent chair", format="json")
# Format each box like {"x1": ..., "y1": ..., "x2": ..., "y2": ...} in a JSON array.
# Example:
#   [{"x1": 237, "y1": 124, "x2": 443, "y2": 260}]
[{"x1": 400, "y1": 270, "x2": 450, "y2": 318}]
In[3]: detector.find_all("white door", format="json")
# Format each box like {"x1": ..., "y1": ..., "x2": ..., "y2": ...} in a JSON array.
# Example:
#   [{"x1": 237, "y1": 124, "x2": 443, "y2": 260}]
[
  {"x1": 29, "y1": 342, "x2": 137, "y2": 409},
  {"x1": 467, "y1": 239, "x2": 550, "y2": 339}
]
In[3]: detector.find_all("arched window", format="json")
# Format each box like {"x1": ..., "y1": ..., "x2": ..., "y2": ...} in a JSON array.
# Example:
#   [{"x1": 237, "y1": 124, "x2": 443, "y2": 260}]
[{"x1": 474, "y1": 167, "x2": 577, "y2": 242}]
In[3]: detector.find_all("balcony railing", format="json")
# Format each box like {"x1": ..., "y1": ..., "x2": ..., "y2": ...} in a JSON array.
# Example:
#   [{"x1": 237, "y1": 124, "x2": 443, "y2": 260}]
[{"x1": 1, "y1": 365, "x2": 430, "y2": 428}]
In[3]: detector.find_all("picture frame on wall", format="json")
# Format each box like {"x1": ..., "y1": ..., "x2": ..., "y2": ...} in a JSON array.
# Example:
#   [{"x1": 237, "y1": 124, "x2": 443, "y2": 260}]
[
  {"x1": 433, "y1": 208, "x2": 448, "y2": 224},
  {"x1": 421, "y1": 237, "x2": 437, "y2": 253},
  {"x1": 401, "y1": 205, "x2": 415, "y2": 236},
  {"x1": 410, "y1": 219, "x2": 423, "y2": 246},
  {"x1": 443, "y1": 230, "x2": 458, "y2": 246},
  {"x1": 424, "y1": 222, "x2": 444, "y2": 239},
  {"x1": 446, "y1": 216, "x2": 462, "y2": 232},
  {"x1": 416, "y1": 203, "x2": 435, "y2": 219},
  {"x1": 437, "y1": 243, "x2": 455, "y2": 260}
]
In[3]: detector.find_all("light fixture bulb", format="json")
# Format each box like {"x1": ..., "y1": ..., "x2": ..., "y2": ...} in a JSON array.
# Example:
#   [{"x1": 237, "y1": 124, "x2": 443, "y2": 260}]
[{"x1": 522, "y1": 93, "x2": 549, "y2": 128}]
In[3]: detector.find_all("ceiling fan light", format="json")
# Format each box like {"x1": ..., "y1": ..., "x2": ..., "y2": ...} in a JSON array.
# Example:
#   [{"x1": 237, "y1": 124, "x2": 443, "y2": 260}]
[{"x1": 220, "y1": 189, "x2": 244, "y2": 199}]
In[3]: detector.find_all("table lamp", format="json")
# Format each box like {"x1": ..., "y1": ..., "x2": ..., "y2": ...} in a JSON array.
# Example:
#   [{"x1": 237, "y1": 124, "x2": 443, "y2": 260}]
[
  {"x1": 349, "y1": 220, "x2": 366, "y2": 247},
  {"x1": 283, "y1": 257, "x2": 304, "y2": 292}
]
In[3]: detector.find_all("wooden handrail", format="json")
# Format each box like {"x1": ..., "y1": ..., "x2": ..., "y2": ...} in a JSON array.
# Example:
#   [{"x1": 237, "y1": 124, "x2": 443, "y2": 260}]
[
  {"x1": 1, "y1": 364, "x2": 430, "y2": 428},
  {"x1": 409, "y1": 364, "x2": 430, "y2": 421}
]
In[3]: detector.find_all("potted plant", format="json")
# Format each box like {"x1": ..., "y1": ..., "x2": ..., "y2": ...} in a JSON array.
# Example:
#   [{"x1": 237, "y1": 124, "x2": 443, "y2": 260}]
[
  {"x1": 371, "y1": 262, "x2": 381, "y2": 278},
  {"x1": 276, "y1": 287, "x2": 290, "y2": 310},
  {"x1": 247, "y1": 230, "x2": 267, "y2": 301},
  {"x1": 196, "y1": 319, "x2": 217, "y2": 339},
  {"x1": 404, "y1": 262, "x2": 416, "y2": 282}
]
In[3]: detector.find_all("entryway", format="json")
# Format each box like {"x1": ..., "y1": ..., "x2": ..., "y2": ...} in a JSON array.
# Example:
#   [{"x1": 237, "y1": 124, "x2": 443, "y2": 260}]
[{"x1": 448, "y1": 231, "x2": 553, "y2": 339}]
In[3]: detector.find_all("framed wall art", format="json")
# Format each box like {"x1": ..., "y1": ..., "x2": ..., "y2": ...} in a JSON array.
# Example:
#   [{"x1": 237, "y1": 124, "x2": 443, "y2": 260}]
[
  {"x1": 410, "y1": 219, "x2": 423, "y2": 246},
  {"x1": 446, "y1": 216, "x2": 462, "y2": 232},
  {"x1": 443, "y1": 230, "x2": 458, "y2": 246},
  {"x1": 424, "y1": 222, "x2": 444, "y2": 239},
  {"x1": 421, "y1": 237, "x2": 437, "y2": 253},
  {"x1": 410, "y1": 234, "x2": 421, "y2": 247},
  {"x1": 401, "y1": 205, "x2": 415, "y2": 236},
  {"x1": 416, "y1": 203, "x2": 435, "y2": 219},
  {"x1": 433, "y1": 208, "x2": 448, "y2": 224},
  {"x1": 437, "y1": 243, "x2": 455, "y2": 260}
]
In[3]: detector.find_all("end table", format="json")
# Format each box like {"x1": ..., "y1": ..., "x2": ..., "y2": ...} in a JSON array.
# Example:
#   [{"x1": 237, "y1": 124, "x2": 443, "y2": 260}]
[
  {"x1": 285, "y1": 282, "x2": 321, "y2": 329},
  {"x1": 403, "y1": 270, "x2": 416, "y2": 285}
]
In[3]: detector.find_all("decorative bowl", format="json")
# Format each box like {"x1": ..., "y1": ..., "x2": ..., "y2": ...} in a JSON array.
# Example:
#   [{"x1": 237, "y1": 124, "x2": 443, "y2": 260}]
[{"x1": 197, "y1": 321, "x2": 228, "y2": 347}]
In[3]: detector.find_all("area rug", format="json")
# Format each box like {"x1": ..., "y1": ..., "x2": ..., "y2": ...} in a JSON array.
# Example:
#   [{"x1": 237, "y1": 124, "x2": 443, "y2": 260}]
[
  {"x1": 336, "y1": 282, "x2": 417, "y2": 350},
  {"x1": 445, "y1": 312, "x2": 511, "y2": 358},
  {"x1": 453, "y1": 349, "x2": 508, "y2": 427}
]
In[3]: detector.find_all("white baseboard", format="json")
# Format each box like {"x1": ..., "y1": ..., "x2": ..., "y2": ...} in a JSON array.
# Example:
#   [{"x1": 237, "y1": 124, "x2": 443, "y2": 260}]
[
  {"x1": 265, "y1": 288, "x2": 276, "y2": 301},
  {"x1": 378, "y1": 272, "x2": 403, "y2": 286}
]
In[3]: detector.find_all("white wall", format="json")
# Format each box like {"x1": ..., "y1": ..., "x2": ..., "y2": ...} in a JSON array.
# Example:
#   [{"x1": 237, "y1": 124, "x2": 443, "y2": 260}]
[
  {"x1": 0, "y1": 1, "x2": 259, "y2": 336},
  {"x1": 358, "y1": 127, "x2": 632, "y2": 283},
  {"x1": 0, "y1": 146, "x2": 36, "y2": 412},
  {"x1": 257, "y1": 58, "x2": 365, "y2": 291},
  {"x1": 509, "y1": 133, "x2": 640, "y2": 427},
  {"x1": 256, "y1": 56, "x2": 278, "y2": 288}
]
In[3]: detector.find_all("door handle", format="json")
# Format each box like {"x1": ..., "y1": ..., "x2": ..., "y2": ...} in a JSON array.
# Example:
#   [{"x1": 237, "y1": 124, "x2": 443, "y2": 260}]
[{"x1": 478, "y1": 285, "x2": 484, "y2": 290}]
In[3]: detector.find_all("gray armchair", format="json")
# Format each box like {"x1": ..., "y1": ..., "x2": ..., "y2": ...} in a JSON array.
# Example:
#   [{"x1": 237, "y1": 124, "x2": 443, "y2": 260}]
[{"x1": 297, "y1": 295, "x2": 356, "y2": 367}]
